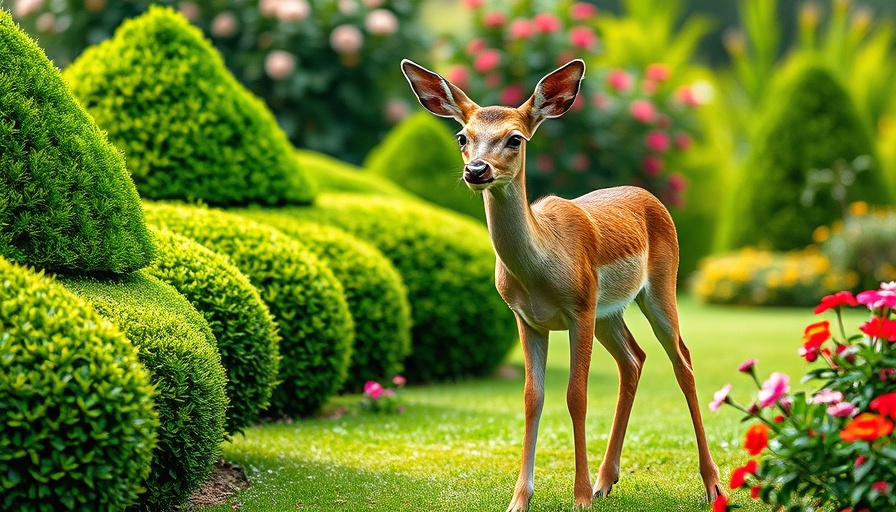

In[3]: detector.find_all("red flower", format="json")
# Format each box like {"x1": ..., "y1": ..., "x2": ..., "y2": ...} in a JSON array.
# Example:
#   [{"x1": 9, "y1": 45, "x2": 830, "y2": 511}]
[
  {"x1": 712, "y1": 493, "x2": 729, "y2": 512},
  {"x1": 744, "y1": 423, "x2": 770, "y2": 456},
  {"x1": 800, "y1": 321, "x2": 831, "y2": 361},
  {"x1": 473, "y1": 49, "x2": 501, "y2": 73},
  {"x1": 840, "y1": 413, "x2": 894, "y2": 442},
  {"x1": 483, "y1": 11, "x2": 506, "y2": 27},
  {"x1": 730, "y1": 459, "x2": 758, "y2": 489},
  {"x1": 855, "y1": 455, "x2": 868, "y2": 468},
  {"x1": 870, "y1": 393, "x2": 896, "y2": 420},
  {"x1": 873, "y1": 481, "x2": 890, "y2": 494},
  {"x1": 569, "y1": 26, "x2": 598, "y2": 50},
  {"x1": 751, "y1": 485, "x2": 761, "y2": 499},
  {"x1": 532, "y1": 13, "x2": 561, "y2": 33},
  {"x1": 815, "y1": 291, "x2": 858, "y2": 314},
  {"x1": 860, "y1": 317, "x2": 896, "y2": 342}
]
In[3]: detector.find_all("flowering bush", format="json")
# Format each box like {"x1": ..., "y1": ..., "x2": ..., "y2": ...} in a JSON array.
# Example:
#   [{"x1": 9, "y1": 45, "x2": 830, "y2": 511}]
[
  {"x1": 11, "y1": 0, "x2": 429, "y2": 163},
  {"x1": 361, "y1": 375, "x2": 406, "y2": 414},
  {"x1": 438, "y1": 0, "x2": 706, "y2": 204},
  {"x1": 691, "y1": 246, "x2": 857, "y2": 307},
  {"x1": 815, "y1": 202, "x2": 896, "y2": 292},
  {"x1": 712, "y1": 283, "x2": 896, "y2": 511}
]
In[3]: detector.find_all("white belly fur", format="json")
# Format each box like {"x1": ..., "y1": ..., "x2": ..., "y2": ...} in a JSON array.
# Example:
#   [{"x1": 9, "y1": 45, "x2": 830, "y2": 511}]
[{"x1": 594, "y1": 253, "x2": 648, "y2": 318}]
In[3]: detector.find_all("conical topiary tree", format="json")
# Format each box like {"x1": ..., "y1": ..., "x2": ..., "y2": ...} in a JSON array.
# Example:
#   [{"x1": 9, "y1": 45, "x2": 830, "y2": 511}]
[
  {"x1": 63, "y1": 6, "x2": 316, "y2": 207},
  {"x1": 722, "y1": 65, "x2": 892, "y2": 251},
  {"x1": 0, "y1": 10, "x2": 155, "y2": 274}
]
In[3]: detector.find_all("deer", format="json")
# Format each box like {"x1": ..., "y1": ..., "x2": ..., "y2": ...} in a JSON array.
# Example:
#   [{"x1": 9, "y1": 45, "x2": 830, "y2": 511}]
[{"x1": 400, "y1": 58, "x2": 722, "y2": 511}]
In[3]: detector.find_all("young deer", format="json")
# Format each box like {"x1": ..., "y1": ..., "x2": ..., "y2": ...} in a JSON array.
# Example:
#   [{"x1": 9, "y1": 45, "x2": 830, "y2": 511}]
[{"x1": 401, "y1": 58, "x2": 722, "y2": 511}]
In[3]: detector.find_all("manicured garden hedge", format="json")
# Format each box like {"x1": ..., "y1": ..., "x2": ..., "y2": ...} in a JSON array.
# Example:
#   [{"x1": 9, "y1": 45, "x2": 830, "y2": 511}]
[
  {"x1": 0, "y1": 257, "x2": 158, "y2": 511},
  {"x1": 63, "y1": 6, "x2": 316, "y2": 206},
  {"x1": 275, "y1": 194, "x2": 517, "y2": 383},
  {"x1": 145, "y1": 227, "x2": 280, "y2": 434},
  {"x1": 242, "y1": 212, "x2": 411, "y2": 391},
  {"x1": 0, "y1": 10, "x2": 155, "y2": 274},
  {"x1": 296, "y1": 149, "x2": 415, "y2": 200},
  {"x1": 364, "y1": 112, "x2": 484, "y2": 223},
  {"x1": 143, "y1": 202, "x2": 354, "y2": 416},
  {"x1": 59, "y1": 271, "x2": 227, "y2": 511}
]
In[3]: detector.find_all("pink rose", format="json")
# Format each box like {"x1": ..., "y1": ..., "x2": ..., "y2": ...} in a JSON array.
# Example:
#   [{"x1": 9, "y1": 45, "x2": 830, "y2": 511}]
[
  {"x1": 509, "y1": 18, "x2": 535, "y2": 40},
  {"x1": 668, "y1": 173, "x2": 687, "y2": 191},
  {"x1": 607, "y1": 69, "x2": 632, "y2": 93},
  {"x1": 474, "y1": 49, "x2": 501, "y2": 73},
  {"x1": 275, "y1": 0, "x2": 310, "y2": 22},
  {"x1": 757, "y1": 372, "x2": 790, "y2": 408},
  {"x1": 264, "y1": 50, "x2": 296, "y2": 80},
  {"x1": 645, "y1": 130, "x2": 671, "y2": 152},
  {"x1": 464, "y1": 0, "x2": 484, "y2": 9},
  {"x1": 483, "y1": 11, "x2": 506, "y2": 27},
  {"x1": 569, "y1": 2, "x2": 598, "y2": 21},
  {"x1": 629, "y1": 99, "x2": 656, "y2": 123},
  {"x1": 365, "y1": 9, "x2": 398, "y2": 36},
  {"x1": 445, "y1": 65, "x2": 469, "y2": 88},
  {"x1": 675, "y1": 85, "x2": 700, "y2": 107},
  {"x1": 646, "y1": 63, "x2": 671, "y2": 82},
  {"x1": 211, "y1": 12, "x2": 239, "y2": 38},
  {"x1": 569, "y1": 26, "x2": 598, "y2": 50},
  {"x1": 675, "y1": 132, "x2": 692, "y2": 151},
  {"x1": 642, "y1": 155, "x2": 663, "y2": 175},
  {"x1": 364, "y1": 380, "x2": 384, "y2": 400},
  {"x1": 500, "y1": 84, "x2": 526, "y2": 106},
  {"x1": 330, "y1": 24, "x2": 364, "y2": 54},
  {"x1": 392, "y1": 375, "x2": 406, "y2": 387},
  {"x1": 466, "y1": 38, "x2": 487, "y2": 56},
  {"x1": 533, "y1": 13, "x2": 561, "y2": 33}
]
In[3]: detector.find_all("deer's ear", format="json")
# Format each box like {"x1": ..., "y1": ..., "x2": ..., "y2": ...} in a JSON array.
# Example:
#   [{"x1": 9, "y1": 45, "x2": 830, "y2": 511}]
[
  {"x1": 521, "y1": 59, "x2": 585, "y2": 133},
  {"x1": 401, "y1": 59, "x2": 478, "y2": 125}
]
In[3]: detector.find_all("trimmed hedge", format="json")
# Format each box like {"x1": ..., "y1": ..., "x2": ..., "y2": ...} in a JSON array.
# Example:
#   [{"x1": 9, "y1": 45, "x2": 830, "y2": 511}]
[
  {"x1": 722, "y1": 65, "x2": 892, "y2": 251},
  {"x1": 241, "y1": 212, "x2": 411, "y2": 392},
  {"x1": 276, "y1": 194, "x2": 517, "y2": 383},
  {"x1": 143, "y1": 202, "x2": 354, "y2": 416},
  {"x1": 296, "y1": 149, "x2": 415, "y2": 200},
  {"x1": 0, "y1": 257, "x2": 157, "y2": 511},
  {"x1": 63, "y1": 6, "x2": 316, "y2": 207},
  {"x1": 0, "y1": 10, "x2": 155, "y2": 273},
  {"x1": 364, "y1": 112, "x2": 485, "y2": 223},
  {"x1": 145, "y1": 226, "x2": 280, "y2": 434},
  {"x1": 59, "y1": 271, "x2": 227, "y2": 511}
]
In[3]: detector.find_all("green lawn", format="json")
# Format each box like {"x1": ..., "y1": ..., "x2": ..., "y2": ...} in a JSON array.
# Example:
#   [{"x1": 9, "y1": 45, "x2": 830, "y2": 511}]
[{"x1": 207, "y1": 296, "x2": 862, "y2": 511}]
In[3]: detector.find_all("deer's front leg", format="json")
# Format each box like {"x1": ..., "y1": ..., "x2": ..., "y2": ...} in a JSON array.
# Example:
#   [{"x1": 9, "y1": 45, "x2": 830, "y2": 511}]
[
  {"x1": 568, "y1": 312, "x2": 596, "y2": 509},
  {"x1": 507, "y1": 316, "x2": 549, "y2": 512}
]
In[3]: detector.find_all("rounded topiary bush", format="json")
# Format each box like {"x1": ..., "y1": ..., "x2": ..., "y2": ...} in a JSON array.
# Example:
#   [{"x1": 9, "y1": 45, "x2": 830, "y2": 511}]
[
  {"x1": 142, "y1": 202, "x2": 354, "y2": 416},
  {"x1": 59, "y1": 271, "x2": 227, "y2": 511},
  {"x1": 296, "y1": 149, "x2": 415, "y2": 200},
  {"x1": 0, "y1": 257, "x2": 157, "y2": 511},
  {"x1": 722, "y1": 65, "x2": 893, "y2": 251},
  {"x1": 276, "y1": 193, "x2": 517, "y2": 383},
  {"x1": 63, "y1": 6, "x2": 316, "y2": 207},
  {"x1": 0, "y1": 10, "x2": 155, "y2": 273},
  {"x1": 364, "y1": 112, "x2": 484, "y2": 223},
  {"x1": 241, "y1": 212, "x2": 411, "y2": 392},
  {"x1": 145, "y1": 226, "x2": 280, "y2": 434}
]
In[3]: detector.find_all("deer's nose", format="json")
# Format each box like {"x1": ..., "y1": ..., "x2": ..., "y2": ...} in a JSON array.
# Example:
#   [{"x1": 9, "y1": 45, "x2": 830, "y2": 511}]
[{"x1": 464, "y1": 160, "x2": 490, "y2": 180}]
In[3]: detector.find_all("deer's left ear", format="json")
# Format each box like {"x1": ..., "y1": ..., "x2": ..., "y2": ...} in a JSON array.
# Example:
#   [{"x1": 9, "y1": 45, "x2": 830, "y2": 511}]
[{"x1": 521, "y1": 59, "x2": 585, "y2": 134}]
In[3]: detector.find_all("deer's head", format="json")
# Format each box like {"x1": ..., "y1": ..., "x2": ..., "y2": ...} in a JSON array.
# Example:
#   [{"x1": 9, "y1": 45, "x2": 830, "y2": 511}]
[{"x1": 401, "y1": 59, "x2": 585, "y2": 191}]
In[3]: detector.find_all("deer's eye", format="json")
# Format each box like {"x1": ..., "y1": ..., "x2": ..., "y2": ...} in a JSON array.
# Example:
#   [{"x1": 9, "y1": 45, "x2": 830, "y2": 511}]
[
  {"x1": 507, "y1": 135, "x2": 523, "y2": 150},
  {"x1": 457, "y1": 134, "x2": 467, "y2": 147}
]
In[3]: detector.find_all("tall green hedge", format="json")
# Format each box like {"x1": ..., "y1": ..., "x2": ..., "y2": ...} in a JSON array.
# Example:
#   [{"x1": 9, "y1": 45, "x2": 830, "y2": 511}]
[
  {"x1": 296, "y1": 149, "x2": 415, "y2": 200},
  {"x1": 63, "y1": 6, "x2": 316, "y2": 207},
  {"x1": 0, "y1": 10, "x2": 155, "y2": 273},
  {"x1": 0, "y1": 257, "x2": 157, "y2": 511},
  {"x1": 143, "y1": 202, "x2": 354, "y2": 417},
  {"x1": 145, "y1": 227, "x2": 280, "y2": 434},
  {"x1": 277, "y1": 194, "x2": 517, "y2": 383},
  {"x1": 242, "y1": 212, "x2": 411, "y2": 391},
  {"x1": 722, "y1": 65, "x2": 893, "y2": 251},
  {"x1": 59, "y1": 272, "x2": 227, "y2": 511},
  {"x1": 364, "y1": 112, "x2": 484, "y2": 222}
]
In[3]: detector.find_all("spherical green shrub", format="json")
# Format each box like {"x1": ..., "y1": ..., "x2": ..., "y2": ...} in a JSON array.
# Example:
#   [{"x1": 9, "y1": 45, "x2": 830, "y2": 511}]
[
  {"x1": 276, "y1": 193, "x2": 517, "y2": 383},
  {"x1": 0, "y1": 10, "x2": 155, "y2": 274},
  {"x1": 63, "y1": 6, "x2": 316, "y2": 207},
  {"x1": 241, "y1": 211, "x2": 411, "y2": 392},
  {"x1": 59, "y1": 271, "x2": 227, "y2": 511},
  {"x1": 0, "y1": 257, "x2": 157, "y2": 512},
  {"x1": 145, "y1": 226, "x2": 280, "y2": 434},
  {"x1": 142, "y1": 201, "x2": 354, "y2": 416},
  {"x1": 296, "y1": 149, "x2": 415, "y2": 200},
  {"x1": 364, "y1": 112, "x2": 484, "y2": 223},
  {"x1": 722, "y1": 65, "x2": 892, "y2": 251}
]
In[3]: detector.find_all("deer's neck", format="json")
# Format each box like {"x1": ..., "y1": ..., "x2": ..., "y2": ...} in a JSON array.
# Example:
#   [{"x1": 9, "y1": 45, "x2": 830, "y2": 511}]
[{"x1": 483, "y1": 168, "x2": 544, "y2": 279}]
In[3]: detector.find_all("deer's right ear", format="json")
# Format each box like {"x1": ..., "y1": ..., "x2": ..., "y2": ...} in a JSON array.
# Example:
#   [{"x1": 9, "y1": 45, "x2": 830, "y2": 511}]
[{"x1": 401, "y1": 59, "x2": 478, "y2": 125}]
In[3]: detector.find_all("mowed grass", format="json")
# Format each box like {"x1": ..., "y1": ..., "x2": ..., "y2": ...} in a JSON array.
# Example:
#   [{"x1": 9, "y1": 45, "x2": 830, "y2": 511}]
[{"x1": 206, "y1": 296, "x2": 864, "y2": 511}]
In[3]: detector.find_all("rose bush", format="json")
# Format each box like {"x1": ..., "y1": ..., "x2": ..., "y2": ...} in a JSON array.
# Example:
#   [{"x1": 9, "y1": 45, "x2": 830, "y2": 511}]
[{"x1": 712, "y1": 282, "x2": 896, "y2": 511}]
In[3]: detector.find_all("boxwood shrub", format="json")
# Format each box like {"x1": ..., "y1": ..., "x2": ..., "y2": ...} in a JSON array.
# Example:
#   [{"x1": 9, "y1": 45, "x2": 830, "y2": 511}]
[
  {"x1": 142, "y1": 201, "x2": 354, "y2": 416},
  {"x1": 145, "y1": 226, "x2": 280, "y2": 434},
  {"x1": 364, "y1": 112, "x2": 484, "y2": 223},
  {"x1": 63, "y1": 6, "x2": 316, "y2": 207},
  {"x1": 59, "y1": 272, "x2": 227, "y2": 511},
  {"x1": 277, "y1": 194, "x2": 517, "y2": 383},
  {"x1": 295, "y1": 149, "x2": 415, "y2": 200},
  {"x1": 242, "y1": 212, "x2": 411, "y2": 392},
  {"x1": 0, "y1": 10, "x2": 155, "y2": 274},
  {"x1": 0, "y1": 257, "x2": 157, "y2": 511}
]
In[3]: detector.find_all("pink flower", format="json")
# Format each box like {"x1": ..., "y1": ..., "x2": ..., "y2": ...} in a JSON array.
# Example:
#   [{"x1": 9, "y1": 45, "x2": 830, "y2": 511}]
[
  {"x1": 675, "y1": 85, "x2": 699, "y2": 107},
  {"x1": 483, "y1": 11, "x2": 506, "y2": 27},
  {"x1": 570, "y1": 2, "x2": 598, "y2": 20},
  {"x1": 275, "y1": 0, "x2": 311, "y2": 22},
  {"x1": 536, "y1": 155, "x2": 555, "y2": 173},
  {"x1": 607, "y1": 69, "x2": 632, "y2": 93},
  {"x1": 569, "y1": 26, "x2": 598, "y2": 50},
  {"x1": 857, "y1": 289, "x2": 896, "y2": 310},
  {"x1": 179, "y1": 2, "x2": 200, "y2": 22},
  {"x1": 533, "y1": 13, "x2": 561, "y2": 33},
  {"x1": 364, "y1": 380, "x2": 384, "y2": 400},
  {"x1": 709, "y1": 383, "x2": 732, "y2": 412},
  {"x1": 464, "y1": 0, "x2": 483, "y2": 9},
  {"x1": 474, "y1": 49, "x2": 501, "y2": 73},
  {"x1": 500, "y1": 84, "x2": 526, "y2": 106},
  {"x1": 509, "y1": 19, "x2": 535, "y2": 39},
  {"x1": 13, "y1": 0, "x2": 44, "y2": 18},
  {"x1": 645, "y1": 131, "x2": 671, "y2": 152},
  {"x1": 445, "y1": 65, "x2": 469, "y2": 88},
  {"x1": 365, "y1": 9, "x2": 399, "y2": 36},
  {"x1": 592, "y1": 92, "x2": 610, "y2": 110},
  {"x1": 485, "y1": 73, "x2": 501, "y2": 88},
  {"x1": 211, "y1": 12, "x2": 239, "y2": 38},
  {"x1": 264, "y1": 50, "x2": 296, "y2": 80},
  {"x1": 35, "y1": 12, "x2": 55, "y2": 32},
  {"x1": 675, "y1": 132, "x2": 692, "y2": 151},
  {"x1": 873, "y1": 481, "x2": 891, "y2": 494},
  {"x1": 883, "y1": 282, "x2": 896, "y2": 292},
  {"x1": 384, "y1": 99, "x2": 410, "y2": 123},
  {"x1": 466, "y1": 38, "x2": 487, "y2": 56},
  {"x1": 629, "y1": 99, "x2": 656, "y2": 123},
  {"x1": 827, "y1": 401, "x2": 859, "y2": 417},
  {"x1": 642, "y1": 155, "x2": 663, "y2": 175},
  {"x1": 812, "y1": 389, "x2": 844, "y2": 405},
  {"x1": 392, "y1": 375, "x2": 406, "y2": 387},
  {"x1": 668, "y1": 173, "x2": 687, "y2": 192},
  {"x1": 330, "y1": 24, "x2": 364, "y2": 54},
  {"x1": 757, "y1": 372, "x2": 790, "y2": 408},
  {"x1": 646, "y1": 63, "x2": 671, "y2": 82},
  {"x1": 571, "y1": 153, "x2": 589, "y2": 172},
  {"x1": 739, "y1": 358, "x2": 758, "y2": 373}
]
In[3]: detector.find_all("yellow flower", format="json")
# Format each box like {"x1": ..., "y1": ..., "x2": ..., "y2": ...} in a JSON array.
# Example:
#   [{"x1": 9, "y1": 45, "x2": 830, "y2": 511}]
[
  {"x1": 812, "y1": 226, "x2": 830, "y2": 243},
  {"x1": 849, "y1": 201, "x2": 869, "y2": 217}
]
